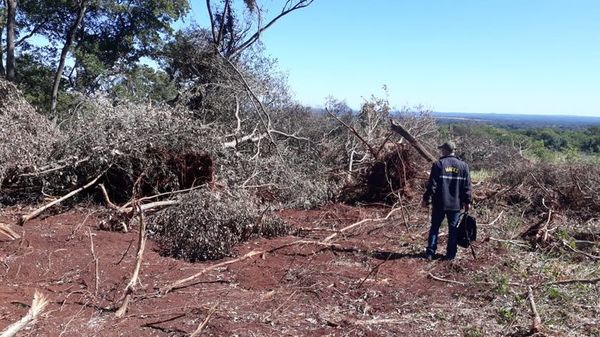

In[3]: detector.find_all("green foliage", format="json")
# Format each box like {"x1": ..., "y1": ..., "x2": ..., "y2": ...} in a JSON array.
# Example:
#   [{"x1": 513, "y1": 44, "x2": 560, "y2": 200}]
[
  {"x1": 519, "y1": 126, "x2": 600, "y2": 155},
  {"x1": 545, "y1": 287, "x2": 566, "y2": 302},
  {"x1": 107, "y1": 64, "x2": 178, "y2": 104},
  {"x1": 74, "y1": 0, "x2": 190, "y2": 90},
  {"x1": 8, "y1": 0, "x2": 190, "y2": 114},
  {"x1": 493, "y1": 274, "x2": 511, "y2": 295},
  {"x1": 14, "y1": 51, "x2": 79, "y2": 113},
  {"x1": 14, "y1": 53, "x2": 54, "y2": 110},
  {"x1": 496, "y1": 307, "x2": 516, "y2": 324},
  {"x1": 441, "y1": 123, "x2": 600, "y2": 164}
]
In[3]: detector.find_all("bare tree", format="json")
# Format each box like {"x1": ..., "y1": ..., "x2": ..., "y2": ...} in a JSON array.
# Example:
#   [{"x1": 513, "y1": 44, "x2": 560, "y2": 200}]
[{"x1": 206, "y1": 0, "x2": 314, "y2": 58}]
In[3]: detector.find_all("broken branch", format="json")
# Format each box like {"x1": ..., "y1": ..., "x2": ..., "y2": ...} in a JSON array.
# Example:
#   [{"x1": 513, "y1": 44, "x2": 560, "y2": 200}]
[
  {"x1": 189, "y1": 301, "x2": 220, "y2": 337},
  {"x1": 115, "y1": 205, "x2": 147, "y2": 317},
  {"x1": 0, "y1": 291, "x2": 49, "y2": 337},
  {"x1": 0, "y1": 222, "x2": 20, "y2": 240},
  {"x1": 527, "y1": 286, "x2": 543, "y2": 334},
  {"x1": 389, "y1": 118, "x2": 436, "y2": 162},
  {"x1": 18, "y1": 173, "x2": 103, "y2": 226},
  {"x1": 161, "y1": 250, "x2": 263, "y2": 294},
  {"x1": 322, "y1": 207, "x2": 404, "y2": 243},
  {"x1": 326, "y1": 110, "x2": 379, "y2": 159}
]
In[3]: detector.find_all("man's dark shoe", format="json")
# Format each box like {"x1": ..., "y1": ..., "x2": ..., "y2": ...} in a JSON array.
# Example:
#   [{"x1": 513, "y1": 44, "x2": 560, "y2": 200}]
[{"x1": 425, "y1": 253, "x2": 434, "y2": 261}]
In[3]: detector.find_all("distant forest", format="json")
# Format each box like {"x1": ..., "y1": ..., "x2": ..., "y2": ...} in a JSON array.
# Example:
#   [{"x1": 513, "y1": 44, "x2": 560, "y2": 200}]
[
  {"x1": 442, "y1": 123, "x2": 600, "y2": 158},
  {"x1": 433, "y1": 112, "x2": 600, "y2": 129}
]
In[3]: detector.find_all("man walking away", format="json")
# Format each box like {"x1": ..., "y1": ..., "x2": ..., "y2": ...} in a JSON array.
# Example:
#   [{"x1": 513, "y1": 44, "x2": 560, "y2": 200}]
[{"x1": 421, "y1": 141, "x2": 472, "y2": 261}]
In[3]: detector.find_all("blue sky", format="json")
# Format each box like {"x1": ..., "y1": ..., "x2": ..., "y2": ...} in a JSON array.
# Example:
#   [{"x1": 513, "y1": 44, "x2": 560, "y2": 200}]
[{"x1": 185, "y1": 1, "x2": 600, "y2": 116}]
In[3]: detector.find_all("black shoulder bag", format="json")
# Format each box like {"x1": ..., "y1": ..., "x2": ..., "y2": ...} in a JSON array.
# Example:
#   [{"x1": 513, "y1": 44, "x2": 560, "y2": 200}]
[{"x1": 457, "y1": 212, "x2": 477, "y2": 259}]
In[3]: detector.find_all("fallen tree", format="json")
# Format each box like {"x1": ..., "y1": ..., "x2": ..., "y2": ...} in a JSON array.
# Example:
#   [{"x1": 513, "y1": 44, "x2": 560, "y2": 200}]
[{"x1": 149, "y1": 187, "x2": 289, "y2": 262}]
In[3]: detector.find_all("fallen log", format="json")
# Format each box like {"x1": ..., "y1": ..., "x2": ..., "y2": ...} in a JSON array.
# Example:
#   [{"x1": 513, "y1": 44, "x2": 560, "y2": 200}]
[
  {"x1": 120, "y1": 200, "x2": 179, "y2": 214},
  {"x1": 18, "y1": 173, "x2": 103, "y2": 226},
  {"x1": 389, "y1": 118, "x2": 436, "y2": 162},
  {"x1": 99, "y1": 183, "x2": 181, "y2": 214}
]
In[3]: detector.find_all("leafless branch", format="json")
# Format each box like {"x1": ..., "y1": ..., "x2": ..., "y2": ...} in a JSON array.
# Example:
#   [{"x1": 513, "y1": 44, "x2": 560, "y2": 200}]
[
  {"x1": 229, "y1": 0, "x2": 314, "y2": 58},
  {"x1": 18, "y1": 173, "x2": 104, "y2": 226},
  {"x1": 115, "y1": 204, "x2": 147, "y2": 317}
]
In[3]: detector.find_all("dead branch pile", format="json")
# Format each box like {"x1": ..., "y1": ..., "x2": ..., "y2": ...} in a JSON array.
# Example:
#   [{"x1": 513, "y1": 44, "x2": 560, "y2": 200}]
[
  {"x1": 341, "y1": 143, "x2": 423, "y2": 204},
  {"x1": 323, "y1": 99, "x2": 435, "y2": 204},
  {"x1": 495, "y1": 162, "x2": 600, "y2": 218},
  {"x1": 490, "y1": 162, "x2": 600, "y2": 250},
  {"x1": 227, "y1": 144, "x2": 341, "y2": 209},
  {"x1": 149, "y1": 187, "x2": 289, "y2": 261},
  {"x1": 0, "y1": 79, "x2": 63, "y2": 197},
  {"x1": 446, "y1": 124, "x2": 529, "y2": 170},
  {"x1": 4, "y1": 98, "x2": 218, "y2": 204}
]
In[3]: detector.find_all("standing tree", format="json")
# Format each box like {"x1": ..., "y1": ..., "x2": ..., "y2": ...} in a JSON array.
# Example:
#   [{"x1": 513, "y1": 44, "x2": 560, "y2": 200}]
[
  {"x1": 4, "y1": 0, "x2": 16, "y2": 81},
  {"x1": 50, "y1": 0, "x2": 87, "y2": 116},
  {"x1": 0, "y1": 5, "x2": 5, "y2": 76},
  {"x1": 188, "y1": 0, "x2": 314, "y2": 147},
  {"x1": 7, "y1": 0, "x2": 189, "y2": 114},
  {"x1": 206, "y1": 0, "x2": 314, "y2": 58}
]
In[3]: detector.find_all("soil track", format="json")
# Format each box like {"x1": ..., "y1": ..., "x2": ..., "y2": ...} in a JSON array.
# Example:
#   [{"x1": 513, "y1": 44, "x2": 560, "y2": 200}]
[{"x1": 0, "y1": 204, "x2": 502, "y2": 336}]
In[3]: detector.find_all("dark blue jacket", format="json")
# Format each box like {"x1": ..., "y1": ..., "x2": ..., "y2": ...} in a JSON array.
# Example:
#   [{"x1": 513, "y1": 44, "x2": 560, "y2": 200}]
[{"x1": 423, "y1": 155, "x2": 472, "y2": 211}]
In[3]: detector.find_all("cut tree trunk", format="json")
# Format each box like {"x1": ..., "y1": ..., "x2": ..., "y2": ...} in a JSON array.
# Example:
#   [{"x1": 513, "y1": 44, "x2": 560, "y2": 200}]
[{"x1": 389, "y1": 118, "x2": 436, "y2": 163}]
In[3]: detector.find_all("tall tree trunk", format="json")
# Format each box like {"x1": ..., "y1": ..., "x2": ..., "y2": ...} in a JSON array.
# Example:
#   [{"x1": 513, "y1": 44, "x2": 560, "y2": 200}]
[
  {"x1": 50, "y1": 1, "x2": 87, "y2": 117},
  {"x1": 0, "y1": 24, "x2": 5, "y2": 76},
  {"x1": 5, "y1": 0, "x2": 17, "y2": 81}
]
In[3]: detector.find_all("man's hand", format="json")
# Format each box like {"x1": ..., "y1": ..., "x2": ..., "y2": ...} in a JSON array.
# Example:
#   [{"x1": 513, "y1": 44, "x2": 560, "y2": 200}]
[{"x1": 421, "y1": 200, "x2": 429, "y2": 208}]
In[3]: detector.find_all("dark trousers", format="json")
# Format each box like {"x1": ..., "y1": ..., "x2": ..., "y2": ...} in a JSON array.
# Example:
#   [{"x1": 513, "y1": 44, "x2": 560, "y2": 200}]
[{"x1": 426, "y1": 208, "x2": 461, "y2": 259}]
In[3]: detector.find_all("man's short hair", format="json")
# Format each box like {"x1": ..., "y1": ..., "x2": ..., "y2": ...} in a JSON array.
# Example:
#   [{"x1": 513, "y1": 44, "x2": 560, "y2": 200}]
[{"x1": 438, "y1": 141, "x2": 456, "y2": 152}]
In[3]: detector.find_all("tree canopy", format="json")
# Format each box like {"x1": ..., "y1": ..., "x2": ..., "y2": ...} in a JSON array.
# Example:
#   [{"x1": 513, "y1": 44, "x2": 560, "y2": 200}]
[{"x1": 1, "y1": 0, "x2": 190, "y2": 113}]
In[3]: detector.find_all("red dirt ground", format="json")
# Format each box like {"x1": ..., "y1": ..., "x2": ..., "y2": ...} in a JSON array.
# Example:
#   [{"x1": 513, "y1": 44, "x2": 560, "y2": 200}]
[{"x1": 0, "y1": 204, "x2": 501, "y2": 336}]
